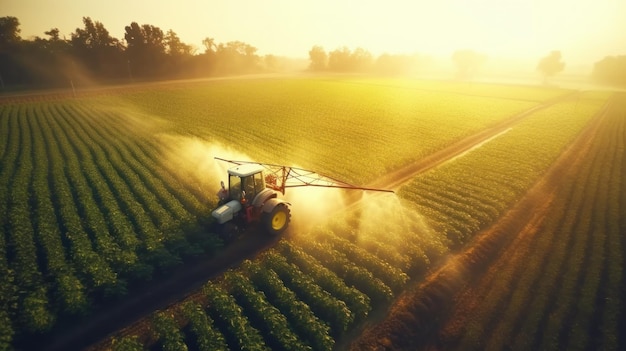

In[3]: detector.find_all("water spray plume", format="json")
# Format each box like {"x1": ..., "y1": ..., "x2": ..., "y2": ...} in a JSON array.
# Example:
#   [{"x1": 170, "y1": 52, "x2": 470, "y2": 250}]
[
  {"x1": 284, "y1": 186, "x2": 347, "y2": 234},
  {"x1": 356, "y1": 193, "x2": 440, "y2": 252},
  {"x1": 158, "y1": 136, "x2": 252, "y2": 201}
]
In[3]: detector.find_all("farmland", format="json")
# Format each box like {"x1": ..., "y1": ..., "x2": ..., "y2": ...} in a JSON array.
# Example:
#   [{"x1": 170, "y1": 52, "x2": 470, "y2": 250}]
[
  {"x1": 418, "y1": 93, "x2": 626, "y2": 351},
  {"x1": 352, "y1": 92, "x2": 624, "y2": 350},
  {"x1": 0, "y1": 77, "x2": 617, "y2": 350}
]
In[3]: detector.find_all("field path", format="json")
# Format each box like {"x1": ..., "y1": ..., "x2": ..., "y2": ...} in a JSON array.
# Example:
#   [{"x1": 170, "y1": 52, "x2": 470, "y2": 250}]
[
  {"x1": 43, "y1": 90, "x2": 579, "y2": 351},
  {"x1": 367, "y1": 91, "x2": 578, "y2": 191},
  {"x1": 349, "y1": 93, "x2": 614, "y2": 350}
]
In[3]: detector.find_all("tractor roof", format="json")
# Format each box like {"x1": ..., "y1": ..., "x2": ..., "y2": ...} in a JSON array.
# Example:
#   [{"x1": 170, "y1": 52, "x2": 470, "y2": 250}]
[{"x1": 228, "y1": 163, "x2": 264, "y2": 177}]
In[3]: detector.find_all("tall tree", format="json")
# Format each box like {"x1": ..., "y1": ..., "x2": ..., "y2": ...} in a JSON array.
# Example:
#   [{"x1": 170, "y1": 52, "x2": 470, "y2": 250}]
[
  {"x1": 71, "y1": 17, "x2": 124, "y2": 81},
  {"x1": 165, "y1": 30, "x2": 193, "y2": 56},
  {"x1": 27, "y1": 28, "x2": 73, "y2": 86},
  {"x1": 0, "y1": 16, "x2": 23, "y2": 88},
  {"x1": 537, "y1": 50, "x2": 565, "y2": 83},
  {"x1": 308, "y1": 45, "x2": 327, "y2": 71},
  {"x1": 351, "y1": 47, "x2": 373, "y2": 71},
  {"x1": 164, "y1": 29, "x2": 194, "y2": 77},
  {"x1": 0, "y1": 16, "x2": 21, "y2": 50},
  {"x1": 328, "y1": 46, "x2": 352, "y2": 71},
  {"x1": 202, "y1": 37, "x2": 216, "y2": 54},
  {"x1": 592, "y1": 56, "x2": 626, "y2": 86},
  {"x1": 124, "y1": 22, "x2": 166, "y2": 78},
  {"x1": 214, "y1": 41, "x2": 259, "y2": 74}
]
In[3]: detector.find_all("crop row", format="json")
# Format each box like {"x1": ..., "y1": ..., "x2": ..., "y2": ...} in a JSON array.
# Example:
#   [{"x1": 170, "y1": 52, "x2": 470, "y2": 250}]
[
  {"x1": 99, "y1": 207, "x2": 453, "y2": 351},
  {"x1": 348, "y1": 92, "x2": 615, "y2": 350},
  {"x1": 399, "y1": 93, "x2": 610, "y2": 248},
  {"x1": 113, "y1": 78, "x2": 548, "y2": 184},
  {"x1": 105, "y1": 235, "x2": 422, "y2": 351},
  {"x1": 89, "y1": 87, "x2": 601, "y2": 351},
  {"x1": 0, "y1": 100, "x2": 225, "y2": 347},
  {"x1": 0, "y1": 79, "x2": 575, "y2": 350},
  {"x1": 434, "y1": 94, "x2": 624, "y2": 351}
]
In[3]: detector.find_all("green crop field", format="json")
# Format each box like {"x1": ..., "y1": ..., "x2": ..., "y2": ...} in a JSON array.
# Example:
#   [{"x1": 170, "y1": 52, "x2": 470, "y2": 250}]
[
  {"x1": 0, "y1": 77, "x2": 618, "y2": 351},
  {"x1": 426, "y1": 93, "x2": 625, "y2": 351}
]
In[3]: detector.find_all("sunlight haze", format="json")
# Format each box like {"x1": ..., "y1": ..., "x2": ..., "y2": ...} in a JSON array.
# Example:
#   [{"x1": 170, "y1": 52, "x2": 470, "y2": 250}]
[{"x1": 4, "y1": 0, "x2": 625, "y2": 65}]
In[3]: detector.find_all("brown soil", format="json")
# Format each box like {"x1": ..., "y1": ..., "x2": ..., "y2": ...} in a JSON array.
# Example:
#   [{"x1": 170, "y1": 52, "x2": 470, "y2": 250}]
[
  {"x1": 26, "y1": 91, "x2": 581, "y2": 351},
  {"x1": 367, "y1": 91, "x2": 579, "y2": 191},
  {"x1": 349, "y1": 94, "x2": 613, "y2": 350}
]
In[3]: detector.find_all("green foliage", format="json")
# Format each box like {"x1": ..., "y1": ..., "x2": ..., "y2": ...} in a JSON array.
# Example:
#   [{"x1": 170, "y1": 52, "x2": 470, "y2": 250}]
[
  {"x1": 203, "y1": 282, "x2": 269, "y2": 351},
  {"x1": 151, "y1": 311, "x2": 188, "y2": 351},
  {"x1": 442, "y1": 93, "x2": 623, "y2": 351},
  {"x1": 112, "y1": 335, "x2": 145, "y2": 351},
  {"x1": 0, "y1": 78, "x2": 587, "y2": 349},
  {"x1": 400, "y1": 95, "x2": 609, "y2": 248},
  {"x1": 181, "y1": 301, "x2": 228, "y2": 351},
  {"x1": 243, "y1": 259, "x2": 334, "y2": 351},
  {"x1": 223, "y1": 270, "x2": 312, "y2": 351}
]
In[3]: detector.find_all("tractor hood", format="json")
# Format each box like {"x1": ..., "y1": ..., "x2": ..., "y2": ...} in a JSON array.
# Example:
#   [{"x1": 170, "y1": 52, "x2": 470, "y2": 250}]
[{"x1": 212, "y1": 200, "x2": 242, "y2": 224}]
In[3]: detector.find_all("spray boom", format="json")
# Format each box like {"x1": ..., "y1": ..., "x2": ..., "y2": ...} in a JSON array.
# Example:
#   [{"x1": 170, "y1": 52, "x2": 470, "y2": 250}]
[{"x1": 214, "y1": 157, "x2": 394, "y2": 195}]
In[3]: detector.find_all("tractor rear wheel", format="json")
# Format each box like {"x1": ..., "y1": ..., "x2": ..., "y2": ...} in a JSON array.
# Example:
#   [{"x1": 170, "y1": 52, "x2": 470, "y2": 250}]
[{"x1": 262, "y1": 204, "x2": 291, "y2": 235}]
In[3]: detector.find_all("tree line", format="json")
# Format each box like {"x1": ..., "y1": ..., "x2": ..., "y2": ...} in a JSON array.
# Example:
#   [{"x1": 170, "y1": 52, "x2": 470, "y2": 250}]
[
  {"x1": 0, "y1": 16, "x2": 272, "y2": 89},
  {"x1": 1, "y1": 15, "x2": 624, "y2": 89},
  {"x1": 308, "y1": 45, "x2": 625, "y2": 86}
]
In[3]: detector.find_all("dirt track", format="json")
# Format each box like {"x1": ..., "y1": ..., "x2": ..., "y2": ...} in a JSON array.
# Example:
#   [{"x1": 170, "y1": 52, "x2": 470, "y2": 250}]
[
  {"x1": 36, "y1": 91, "x2": 581, "y2": 351},
  {"x1": 349, "y1": 94, "x2": 613, "y2": 350}
]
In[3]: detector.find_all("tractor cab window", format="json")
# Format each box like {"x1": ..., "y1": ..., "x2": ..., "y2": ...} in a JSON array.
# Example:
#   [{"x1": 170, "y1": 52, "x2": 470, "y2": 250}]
[
  {"x1": 254, "y1": 172, "x2": 265, "y2": 194},
  {"x1": 229, "y1": 174, "x2": 241, "y2": 201},
  {"x1": 241, "y1": 174, "x2": 257, "y2": 203}
]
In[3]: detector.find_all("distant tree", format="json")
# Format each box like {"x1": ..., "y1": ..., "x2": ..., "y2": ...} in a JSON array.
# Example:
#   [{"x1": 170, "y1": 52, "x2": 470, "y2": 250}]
[
  {"x1": 202, "y1": 37, "x2": 216, "y2": 54},
  {"x1": 71, "y1": 17, "x2": 125, "y2": 81},
  {"x1": 351, "y1": 47, "x2": 373, "y2": 71},
  {"x1": 264, "y1": 54, "x2": 277, "y2": 71},
  {"x1": 452, "y1": 49, "x2": 486, "y2": 80},
  {"x1": 71, "y1": 17, "x2": 118, "y2": 50},
  {"x1": 0, "y1": 16, "x2": 21, "y2": 49},
  {"x1": 124, "y1": 22, "x2": 166, "y2": 78},
  {"x1": 326, "y1": 46, "x2": 373, "y2": 72},
  {"x1": 592, "y1": 55, "x2": 626, "y2": 86},
  {"x1": 537, "y1": 50, "x2": 565, "y2": 83},
  {"x1": 213, "y1": 41, "x2": 260, "y2": 74},
  {"x1": 328, "y1": 46, "x2": 352, "y2": 71},
  {"x1": 0, "y1": 16, "x2": 21, "y2": 88},
  {"x1": 164, "y1": 29, "x2": 194, "y2": 77},
  {"x1": 308, "y1": 45, "x2": 327, "y2": 71},
  {"x1": 27, "y1": 28, "x2": 73, "y2": 86},
  {"x1": 165, "y1": 30, "x2": 193, "y2": 56},
  {"x1": 44, "y1": 28, "x2": 60, "y2": 41}
]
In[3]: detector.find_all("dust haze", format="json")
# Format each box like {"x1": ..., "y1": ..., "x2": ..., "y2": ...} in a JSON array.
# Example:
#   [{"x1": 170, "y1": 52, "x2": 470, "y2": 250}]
[{"x1": 158, "y1": 136, "x2": 252, "y2": 203}]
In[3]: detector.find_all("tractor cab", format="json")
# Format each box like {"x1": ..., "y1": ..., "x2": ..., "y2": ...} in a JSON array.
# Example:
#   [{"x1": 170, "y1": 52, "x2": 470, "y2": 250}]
[
  {"x1": 213, "y1": 163, "x2": 278, "y2": 227},
  {"x1": 227, "y1": 163, "x2": 266, "y2": 204}
]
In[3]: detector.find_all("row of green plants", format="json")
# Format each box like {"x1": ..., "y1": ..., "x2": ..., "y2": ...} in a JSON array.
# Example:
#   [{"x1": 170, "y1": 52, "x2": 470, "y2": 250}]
[
  {"x1": 99, "y1": 195, "x2": 455, "y2": 350},
  {"x1": 99, "y1": 86, "x2": 609, "y2": 349},
  {"x1": 107, "y1": 236, "x2": 430, "y2": 351},
  {"x1": 348, "y1": 93, "x2": 615, "y2": 350},
  {"x1": 399, "y1": 93, "x2": 610, "y2": 248},
  {"x1": 0, "y1": 79, "x2": 575, "y2": 350},
  {"x1": 445, "y1": 94, "x2": 624, "y2": 351},
  {"x1": 113, "y1": 78, "x2": 552, "y2": 184},
  {"x1": 0, "y1": 101, "x2": 225, "y2": 349}
]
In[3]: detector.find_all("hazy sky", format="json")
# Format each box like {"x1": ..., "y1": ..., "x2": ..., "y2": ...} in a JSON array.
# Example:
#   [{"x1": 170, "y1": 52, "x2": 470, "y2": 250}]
[{"x1": 4, "y1": 0, "x2": 625, "y2": 64}]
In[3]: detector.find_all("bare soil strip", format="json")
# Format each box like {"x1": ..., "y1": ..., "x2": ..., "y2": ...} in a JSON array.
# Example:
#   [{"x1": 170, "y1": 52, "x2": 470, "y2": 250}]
[
  {"x1": 37, "y1": 91, "x2": 578, "y2": 351},
  {"x1": 367, "y1": 91, "x2": 578, "y2": 191},
  {"x1": 350, "y1": 94, "x2": 612, "y2": 351}
]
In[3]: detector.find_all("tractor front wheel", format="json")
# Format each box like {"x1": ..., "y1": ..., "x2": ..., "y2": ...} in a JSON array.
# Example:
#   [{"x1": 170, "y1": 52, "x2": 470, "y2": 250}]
[{"x1": 262, "y1": 204, "x2": 291, "y2": 235}]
